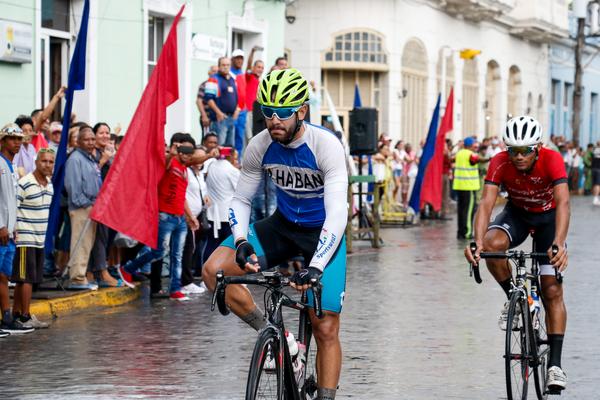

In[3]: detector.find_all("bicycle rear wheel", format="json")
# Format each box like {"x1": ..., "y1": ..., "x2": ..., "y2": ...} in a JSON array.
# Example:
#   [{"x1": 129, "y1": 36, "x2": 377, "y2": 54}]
[
  {"x1": 246, "y1": 328, "x2": 284, "y2": 400},
  {"x1": 505, "y1": 292, "x2": 532, "y2": 400}
]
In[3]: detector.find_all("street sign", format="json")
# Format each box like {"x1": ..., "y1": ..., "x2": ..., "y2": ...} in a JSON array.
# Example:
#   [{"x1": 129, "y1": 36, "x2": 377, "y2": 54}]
[
  {"x1": 0, "y1": 19, "x2": 32, "y2": 64},
  {"x1": 191, "y1": 33, "x2": 226, "y2": 62}
]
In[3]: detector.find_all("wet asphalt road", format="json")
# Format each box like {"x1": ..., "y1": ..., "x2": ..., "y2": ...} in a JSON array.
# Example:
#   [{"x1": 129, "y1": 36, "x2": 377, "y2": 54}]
[{"x1": 0, "y1": 196, "x2": 598, "y2": 399}]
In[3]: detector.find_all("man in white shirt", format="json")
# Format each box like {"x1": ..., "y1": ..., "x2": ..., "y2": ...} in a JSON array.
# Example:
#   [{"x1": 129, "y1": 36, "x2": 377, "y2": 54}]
[
  {"x1": 181, "y1": 148, "x2": 210, "y2": 295},
  {"x1": 485, "y1": 138, "x2": 502, "y2": 159},
  {"x1": 203, "y1": 150, "x2": 240, "y2": 261}
]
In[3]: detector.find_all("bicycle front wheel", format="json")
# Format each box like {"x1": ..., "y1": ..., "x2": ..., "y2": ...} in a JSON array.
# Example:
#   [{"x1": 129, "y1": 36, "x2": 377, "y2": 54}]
[
  {"x1": 246, "y1": 328, "x2": 284, "y2": 400},
  {"x1": 300, "y1": 334, "x2": 318, "y2": 399},
  {"x1": 505, "y1": 292, "x2": 532, "y2": 400},
  {"x1": 531, "y1": 292, "x2": 549, "y2": 399}
]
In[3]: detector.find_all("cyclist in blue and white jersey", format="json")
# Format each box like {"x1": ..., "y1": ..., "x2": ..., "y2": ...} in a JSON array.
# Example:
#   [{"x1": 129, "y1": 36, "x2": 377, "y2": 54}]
[{"x1": 203, "y1": 68, "x2": 348, "y2": 400}]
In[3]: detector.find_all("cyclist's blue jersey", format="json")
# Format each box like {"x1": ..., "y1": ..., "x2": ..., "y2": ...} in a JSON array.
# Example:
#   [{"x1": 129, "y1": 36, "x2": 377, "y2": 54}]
[
  {"x1": 262, "y1": 124, "x2": 336, "y2": 227},
  {"x1": 229, "y1": 122, "x2": 348, "y2": 271}
]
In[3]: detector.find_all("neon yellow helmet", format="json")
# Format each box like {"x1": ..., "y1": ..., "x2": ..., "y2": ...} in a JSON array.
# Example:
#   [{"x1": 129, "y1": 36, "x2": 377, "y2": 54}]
[{"x1": 257, "y1": 68, "x2": 309, "y2": 108}]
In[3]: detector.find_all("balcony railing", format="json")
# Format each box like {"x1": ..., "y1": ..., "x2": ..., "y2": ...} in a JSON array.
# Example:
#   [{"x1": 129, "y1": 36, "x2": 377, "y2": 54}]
[
  {"x1": 508, "y1": 0, "x2": 569, "y2": 42},
  {"x1": 439, "y1": 0, "x2": 515, "y2": 22}
]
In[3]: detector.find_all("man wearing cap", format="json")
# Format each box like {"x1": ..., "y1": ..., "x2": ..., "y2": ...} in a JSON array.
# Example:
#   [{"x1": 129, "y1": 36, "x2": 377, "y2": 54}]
[
  {"x1": 0, "y1": 123, "x2": 34, "y2": 334},
  {"x1": 204, "y1": 57, "x2": 240, "y2": 147},
  {"x1": 48, "y1": 121, "x2": 63, "y2": 152},
  {"x1": 230, "y1": 49, "x2": 249, "y2": 158},
  {"x1": 453, "y1": 137, "x2": 482, "y2": 239},
  {"x1": 486, "y1": 137, "x2": 502, "y2": 159}
]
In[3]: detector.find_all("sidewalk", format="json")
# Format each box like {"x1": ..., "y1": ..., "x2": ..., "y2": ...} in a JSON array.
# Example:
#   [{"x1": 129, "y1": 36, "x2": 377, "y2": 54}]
[{"x1": 12, "y1": 281, "x2": 142, "y2": 320}]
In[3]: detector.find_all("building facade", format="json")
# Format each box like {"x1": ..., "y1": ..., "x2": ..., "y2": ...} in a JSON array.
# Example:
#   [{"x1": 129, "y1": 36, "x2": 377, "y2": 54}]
[
  {"x1": 549, "y1": 12, "x2": 600, "y2": 147},
  {"x1": 285, "y1": 0, "x2": 569, "y2": 146},
  {"x1": 0, "y1": 0, "x2": 285, "y2": 140}
]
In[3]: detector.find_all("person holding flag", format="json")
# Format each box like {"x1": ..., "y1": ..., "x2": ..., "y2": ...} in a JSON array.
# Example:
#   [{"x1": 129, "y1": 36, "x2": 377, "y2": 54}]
[
  {"x1": 117, "y1": 135, "x2": 200, "y2": 301},
  {"x1": 44, "y1": 0, "x2": 90, "y2": 266}
]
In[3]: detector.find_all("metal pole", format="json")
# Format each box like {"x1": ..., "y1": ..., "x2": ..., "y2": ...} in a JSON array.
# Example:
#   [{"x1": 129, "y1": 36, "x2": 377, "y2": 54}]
[
  {"x1": 441, "y1": 50, "x2": 447, "y2": 112},
  {"x1": 573, "y1": 16, "x2": 586, "y2": 146},
  {"x1": 63, "y1": 217, "x2": 92, "y2": 278},
  {"x1": 358, "y1": 156, "x2": 363, "y2": 227}
]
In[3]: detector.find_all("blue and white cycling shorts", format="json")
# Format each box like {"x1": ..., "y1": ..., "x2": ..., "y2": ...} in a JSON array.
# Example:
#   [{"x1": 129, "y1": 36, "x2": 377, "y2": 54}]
[{"x1": 221, "y1": 210, "x2": 347, "y2": 313}]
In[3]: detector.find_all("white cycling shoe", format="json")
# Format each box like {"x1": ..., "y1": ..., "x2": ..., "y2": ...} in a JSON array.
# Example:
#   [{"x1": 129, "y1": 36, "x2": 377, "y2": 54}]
[
  {"x1": 546, "y1": 366, "x2": 567, "y2": 392},
  {"x1": 498, "y1": 301, "x2": 521, "y2": 331}
]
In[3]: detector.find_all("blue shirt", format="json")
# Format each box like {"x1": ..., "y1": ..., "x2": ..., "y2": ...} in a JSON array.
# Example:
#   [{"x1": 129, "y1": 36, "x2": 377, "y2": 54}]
[
  {"x1": 204, "y1": 73, "x2": 238, "y2": 119},
  {"x1": 64, "y1": 149, "x2": 102, "y2": 211}
]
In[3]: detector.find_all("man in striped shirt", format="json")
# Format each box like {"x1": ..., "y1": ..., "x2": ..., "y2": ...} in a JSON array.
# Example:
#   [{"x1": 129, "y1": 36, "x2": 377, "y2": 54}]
[{"x1": 11, "y1": 148, "x2": 55, "y2": 329}]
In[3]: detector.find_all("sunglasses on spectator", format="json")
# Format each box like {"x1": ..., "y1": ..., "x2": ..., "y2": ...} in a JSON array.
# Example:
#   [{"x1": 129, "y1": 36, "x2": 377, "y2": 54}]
[
  {"x1": 507, "y1": 145, "x2": 536, "y2": 157},
  {"x1": 260, "y1": 105, "x2": 301, "y2": 120},
  {"x1": 38, "y1": 148, "x2": 56, "y2": 154},
  {"x1": 177, "y1": 146, "x2": 194, "y2": 155}
]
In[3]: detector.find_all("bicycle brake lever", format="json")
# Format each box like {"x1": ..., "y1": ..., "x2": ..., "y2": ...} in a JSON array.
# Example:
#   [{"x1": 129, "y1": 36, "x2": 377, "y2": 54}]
[
  {"x1": 211, "y1": 270, "x2": 225, "y2": 311},
  {"x1": 551, "y1": 245, "x2": 563, "y2": 284},
  {"x1": 469, "y1": 242, "x2": 482, "y2": 284},
  {"x1": 210, "y1": 287, "x2": 218, "y2": 311},
  {"x1": 310, "y1": 278, "x2": 324, "y2": 319}
]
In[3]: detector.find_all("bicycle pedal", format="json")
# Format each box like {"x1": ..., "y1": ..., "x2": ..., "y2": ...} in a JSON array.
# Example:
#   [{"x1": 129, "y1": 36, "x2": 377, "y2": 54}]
[{"x1": 544, "y1": 387, "x2": 563, "y2": 395}]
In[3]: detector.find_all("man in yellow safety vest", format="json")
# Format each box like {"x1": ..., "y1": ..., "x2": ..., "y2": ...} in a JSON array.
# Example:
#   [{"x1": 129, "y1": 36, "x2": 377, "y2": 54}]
[{"x1": 453, "y1": 137, "x2": 481, "y2": 239}]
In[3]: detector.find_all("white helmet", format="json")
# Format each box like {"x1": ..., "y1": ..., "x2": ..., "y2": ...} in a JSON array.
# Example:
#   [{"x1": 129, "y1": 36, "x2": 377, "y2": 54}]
[{"x1": 503, "y1": 116, "x2": 543, "y2": 146}]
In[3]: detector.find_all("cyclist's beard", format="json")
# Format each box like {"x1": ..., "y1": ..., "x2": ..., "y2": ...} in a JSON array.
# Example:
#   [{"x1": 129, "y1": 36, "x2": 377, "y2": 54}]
[{"x1": 268, "y1": 114, "x2": 302, "y2": 145}]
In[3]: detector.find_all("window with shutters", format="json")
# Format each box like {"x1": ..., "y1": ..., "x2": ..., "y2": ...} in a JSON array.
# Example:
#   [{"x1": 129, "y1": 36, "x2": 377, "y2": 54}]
[
  {"x1": 401, "y1": 39, "x2": 428, "y2": 147},
  {"x1": 321, "y1": 29, "x2": 388, "y2": 134},
  {"x1": 462, "y1": 58, "x2": 479, "y2": 137},
  {"x1": 485, "y1": 60, "x2": 501, "y2": 137},
  {"x1": 323, "y1": 29, "x2": 388, "y2": 71},
  {"x1": 507, "y1": 65, "x2": 522, "y2": 118}
]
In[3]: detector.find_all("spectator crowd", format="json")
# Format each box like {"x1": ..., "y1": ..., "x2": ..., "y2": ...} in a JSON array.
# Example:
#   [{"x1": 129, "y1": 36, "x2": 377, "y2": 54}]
[
  {"x1": 2, "y1": 45, "x2": 600, "y2": 340},
  {"x1": 362, "y1": 131, "x2": 600, "y2": 238},
  {"x1": 0, "y1": 49, "x2": 292, "y2": 337}
]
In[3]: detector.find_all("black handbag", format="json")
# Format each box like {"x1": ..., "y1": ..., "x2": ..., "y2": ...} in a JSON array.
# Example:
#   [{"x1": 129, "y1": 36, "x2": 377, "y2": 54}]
[{"x1": 194, "y1": 171, "x2": 211, "y2": 236}]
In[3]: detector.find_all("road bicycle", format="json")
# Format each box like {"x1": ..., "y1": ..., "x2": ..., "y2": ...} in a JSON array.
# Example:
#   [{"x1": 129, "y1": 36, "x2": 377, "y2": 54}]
[
  {"x1": 211, "y1": 269, "x2": 323, "y2": 400},
  {"x1": 469, "y1": 242, "x2": 562, "y2": 400}
]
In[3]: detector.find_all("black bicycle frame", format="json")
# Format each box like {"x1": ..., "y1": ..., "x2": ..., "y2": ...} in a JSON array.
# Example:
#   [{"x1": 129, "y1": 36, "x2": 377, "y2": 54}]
[{"x1": 211, "y1": 270, "x2": 323, "y2": 400}]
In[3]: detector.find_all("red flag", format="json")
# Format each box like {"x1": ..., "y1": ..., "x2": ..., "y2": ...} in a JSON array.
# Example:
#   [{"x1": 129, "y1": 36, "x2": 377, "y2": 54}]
[
  {"x1": 90, "y1": 6, "x2": 184, "y2": 248},
  {"x1": 420, "y1": 89, "x2": 454, "y2": 212}
]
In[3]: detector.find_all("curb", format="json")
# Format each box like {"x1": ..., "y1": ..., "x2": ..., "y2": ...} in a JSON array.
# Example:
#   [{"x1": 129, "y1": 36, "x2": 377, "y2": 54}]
[{"x1": 30, "y1": 285, "x2": 142, "y2": 319}]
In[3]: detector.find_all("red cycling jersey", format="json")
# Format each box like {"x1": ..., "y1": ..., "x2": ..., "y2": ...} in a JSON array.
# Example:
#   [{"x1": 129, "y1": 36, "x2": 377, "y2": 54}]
[{"x1": 484, "y1": 147, "x2": 567, "y2": 213}]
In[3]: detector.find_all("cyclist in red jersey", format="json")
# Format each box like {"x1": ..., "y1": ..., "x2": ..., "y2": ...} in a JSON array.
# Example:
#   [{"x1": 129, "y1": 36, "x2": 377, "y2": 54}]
[{"x1": 465, "y1": 116, "x2": 569, "y2": 393}]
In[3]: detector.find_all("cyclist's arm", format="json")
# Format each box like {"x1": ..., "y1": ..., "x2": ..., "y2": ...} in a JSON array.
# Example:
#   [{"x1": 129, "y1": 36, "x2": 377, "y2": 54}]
[
  {"x1": 308, "y1": 136, "x2": 349, "y2": 272},
  {"x1": 474, "y1": 183, "x2": 499, "y2": 246},
  {"x1": 546, "y1": 150, "x2": 570, "y2": 269},
  {"x1": 553, "y1": 182, "x2": 570, "y2": 246},
  {"x1": 229, "y1": 135, "x2": 265, "y2": 243}
]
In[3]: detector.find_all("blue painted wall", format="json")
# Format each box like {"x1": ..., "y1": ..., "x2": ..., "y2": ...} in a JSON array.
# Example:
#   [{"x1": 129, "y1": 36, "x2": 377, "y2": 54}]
[{"x1": 549, "y1": 14, "x2": 600, "y2": 147}]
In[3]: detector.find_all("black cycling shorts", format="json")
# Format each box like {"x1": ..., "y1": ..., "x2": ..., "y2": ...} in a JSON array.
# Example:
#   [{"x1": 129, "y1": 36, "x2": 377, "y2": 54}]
[
  {"x1": 488, "y1": 203, "x2": 556, "y2": 264},
  {"x1": 592, "y1": 168, "x2": 600, "y2": 186},
  {"x1": 221, "y1": 210, "x2": 347, "y2": 313}
]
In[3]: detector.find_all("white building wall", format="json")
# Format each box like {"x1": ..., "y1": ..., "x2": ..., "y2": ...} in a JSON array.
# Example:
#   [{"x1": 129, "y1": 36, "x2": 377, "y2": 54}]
[{"x1": 286, "y1": 0, "x2": 551, "y2": 142}]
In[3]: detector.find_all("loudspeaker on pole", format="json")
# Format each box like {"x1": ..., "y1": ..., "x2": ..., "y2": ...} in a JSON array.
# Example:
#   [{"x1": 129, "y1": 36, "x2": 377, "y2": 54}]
[{"x1": 349, "y1": 107, "x2": 378, "y2": 155}]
